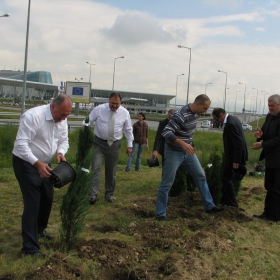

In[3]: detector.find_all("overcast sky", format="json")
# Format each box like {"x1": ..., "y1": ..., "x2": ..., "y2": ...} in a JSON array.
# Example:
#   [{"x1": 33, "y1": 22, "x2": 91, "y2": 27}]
[{"x1": 1, "y1": 0, "x2": 280, "y2": 113}]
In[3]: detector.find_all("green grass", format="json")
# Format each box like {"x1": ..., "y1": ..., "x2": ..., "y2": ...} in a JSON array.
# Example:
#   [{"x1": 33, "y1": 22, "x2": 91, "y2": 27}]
[{"x1": 1, "y1": 115, "x2": 279, "y2": 279}]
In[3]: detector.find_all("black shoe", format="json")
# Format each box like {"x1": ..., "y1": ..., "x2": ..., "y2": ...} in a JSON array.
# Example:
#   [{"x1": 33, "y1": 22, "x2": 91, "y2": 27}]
[
  {"x1": 38, "y1": 230, "x2": 53, "y2": 240},
  {"x1": 253, "y1": 213, "x2": 267, "y2": 220},
  {"x1": 155, "y1": 216, "x2": 170, "y2": 221},
  {"x1": 106, "y1": 197, "x2": 115, "y2": 203},
  {"x1": 206, "y1": 206, "x2": 225, "y2": 213},
  {"x1": 89, "y1": 198, "x2": 97, "y2": 205},
  {"x1": 254, "y1": 213, "x2": 278, "y2": 222},
  {"x1": 23, "y1": 251, "x2": 46, "y2": 258}
]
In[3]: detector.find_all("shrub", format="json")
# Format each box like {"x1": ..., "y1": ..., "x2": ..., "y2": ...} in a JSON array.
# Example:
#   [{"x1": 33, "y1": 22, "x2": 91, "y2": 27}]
[{"x1": 204, "y1": 148, "x2": 223, "y2": 205}]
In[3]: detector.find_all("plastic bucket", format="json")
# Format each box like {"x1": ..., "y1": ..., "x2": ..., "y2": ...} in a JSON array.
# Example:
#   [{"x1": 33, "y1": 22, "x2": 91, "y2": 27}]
[
  {"x1": 147, "y1": 157, "x2": 159, "y2": 167},
  {"x1": 49, "y1": 161, "x2": 76, "y2": 188}
]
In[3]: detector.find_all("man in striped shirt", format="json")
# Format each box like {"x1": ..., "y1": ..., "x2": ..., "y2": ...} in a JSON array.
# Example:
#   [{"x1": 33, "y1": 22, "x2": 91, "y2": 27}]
[{"x1": 155, "y1": 94, "x2": 224, "y2": 220}]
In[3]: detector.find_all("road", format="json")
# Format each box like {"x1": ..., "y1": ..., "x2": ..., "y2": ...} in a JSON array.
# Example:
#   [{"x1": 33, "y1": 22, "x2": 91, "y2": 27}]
[{"x1": 0, "y1": 105, "x2": 261, "y2": 132}]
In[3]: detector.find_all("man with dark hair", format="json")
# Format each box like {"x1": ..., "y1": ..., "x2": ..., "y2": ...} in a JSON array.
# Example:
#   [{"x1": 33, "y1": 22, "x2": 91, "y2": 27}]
[
  {"x1": 155, "y1": 95, "x2": 224, "y2": 220},
  {"x1": 152, "y1": 109, "x2": 174, "y2": 165},
  {"x1": 86, "y1": 92, "x2": 133, "y2": 205},
  {"x1": 252, "y1": 94, "x2": 280, "y2": 222},
  {"x1": 13, "y1": 94, "x2": 73, "y2": 257},
  {"x1": 212, "y1": 107, "x2": 248, "y2": 207}
]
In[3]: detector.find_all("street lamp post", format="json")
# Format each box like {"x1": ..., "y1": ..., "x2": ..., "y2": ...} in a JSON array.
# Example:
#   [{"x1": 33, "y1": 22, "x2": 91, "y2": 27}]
[
  {"x1": 0, "y1": 13, "x2": 9, "y2": 17},
  {"x1": 235, "y1": 91, "x2": 241, "y2": 113},
  {"x1": 22, "y1": 0, "x2": 31, "y2": 115},
  {"x1": 252, "y1": 87, "x2": 258, "y2": 115},
  {"x1": 86, "y1": 62, "x2": 95, "y2": 84},
  {"x1": 250, "y1": 96, "x2": 255, "y2": 113},
  {"x1": 205, "y1": 83, "x2": 212, "y2": 95},
  {"x1": 218, "y1": 70, "x2": 227, "y2": 108},
  {"x1": 75, "y1": 78, "x2": 83, "y2": 82},
  {"x1": 112, "y1": 56, "x2": 124, "y2": 91},
  {"x1": 239, "y1": 82, "x2": 246, "y2": 113},
  {"x1": 178, "y1": 45, "x2": 191, "y2": 105},
  {"x1": 261, "y1": 90, "x2": 268, "y2": 115},
  {"x1": 229, "y1": 97, "x2": 235, "y2": 113},
  {"x1": 175, "y1": 74, "x2": 185, "y2": 108}
]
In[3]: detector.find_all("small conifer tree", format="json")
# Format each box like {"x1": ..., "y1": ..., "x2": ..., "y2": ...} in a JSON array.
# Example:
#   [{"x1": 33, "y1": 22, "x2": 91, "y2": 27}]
[
  {"x1": 169, "y1": 166, "x2": 187, "y2": 197},
  {"x1": 204, "y1": 148, "x2": 223, "y2": 205},
  {"x1": 60, "y1": 118, "x2": 94, "y2": 251},
  {"x1": 169, "y1": 142, "x2": 197, "y2": 197}
]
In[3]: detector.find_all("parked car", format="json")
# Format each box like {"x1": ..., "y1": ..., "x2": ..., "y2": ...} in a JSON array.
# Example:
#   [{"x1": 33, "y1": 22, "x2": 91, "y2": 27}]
[
  {"x1": 242, "y1": 123, "x2": 252, "y2": 131},
  {"x1": 201, "y1": 120, "x2": 212, "y2": 128}
]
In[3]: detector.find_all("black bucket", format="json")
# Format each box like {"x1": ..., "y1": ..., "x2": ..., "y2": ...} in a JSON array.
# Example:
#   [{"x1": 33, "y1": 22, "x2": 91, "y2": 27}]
[
  {"x1": 49, "y1": 161, "x2": 76, "y2": 188},
  {"x1": 147, "y1": 157, "x2": 159, "y2": 167}
]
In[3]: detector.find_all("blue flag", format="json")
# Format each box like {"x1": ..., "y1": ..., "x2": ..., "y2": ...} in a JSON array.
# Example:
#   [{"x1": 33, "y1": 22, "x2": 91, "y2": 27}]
[{"x1": 72, "y1": 87, "x2": 84, "y2": 96}]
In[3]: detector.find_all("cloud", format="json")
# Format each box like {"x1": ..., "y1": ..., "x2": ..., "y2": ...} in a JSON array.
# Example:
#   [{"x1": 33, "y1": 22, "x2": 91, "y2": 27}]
[
  {"x1": 255, "y1": 27, "x2": 266, "y2": 32},
  {"x1": 1, "y1": 0, "x2": 280, "y2": 111},
  {"x1": 101, "y1": 14, "x2": 175, "y2": 45}
]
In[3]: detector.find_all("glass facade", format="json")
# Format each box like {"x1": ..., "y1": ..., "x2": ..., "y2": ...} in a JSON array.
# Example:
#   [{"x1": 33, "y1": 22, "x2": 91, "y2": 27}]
[
  {"x1": 91, "y1": 88, "x2": 174, "y2": 114},
  {"x1": 9, "y1": 71, "x2": 53, "y2": 84},
  {"x1": 0, "y1": 70, "x2": 56, "y2": 101}
]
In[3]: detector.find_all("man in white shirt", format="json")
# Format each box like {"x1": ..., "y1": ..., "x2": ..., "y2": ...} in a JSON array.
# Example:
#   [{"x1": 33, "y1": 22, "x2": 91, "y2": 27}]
[
  {"x1": 87, "y1": 92, "x2": 133, "y2": 205},
  {"x1": 12, "y1": 94, "x2": 72, "y2": 257}
]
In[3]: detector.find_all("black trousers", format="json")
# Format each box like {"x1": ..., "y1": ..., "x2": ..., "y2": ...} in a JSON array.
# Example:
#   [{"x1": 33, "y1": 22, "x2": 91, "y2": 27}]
[
  {"x1": 221, "y1": 162, "x2": 238, "y2": 207},
  {"x1": 13, "y1": 155, "x2": 54, "y2": 254},
  {"x1": 264, "y1": 167, "x2": 280, "y2": 221}
]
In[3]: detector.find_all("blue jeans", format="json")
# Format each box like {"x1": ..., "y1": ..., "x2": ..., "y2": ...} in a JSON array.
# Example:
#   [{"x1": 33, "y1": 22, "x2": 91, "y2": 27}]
[
  {"x1": 155, "y1": 144, "x2": 215, "y2": 217},
  {"x1": 125, "y1": 142, "x2": 145, "y2": 171}
]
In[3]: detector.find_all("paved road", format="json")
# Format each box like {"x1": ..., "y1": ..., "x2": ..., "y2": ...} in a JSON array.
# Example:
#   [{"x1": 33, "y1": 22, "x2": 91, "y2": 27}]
[{"x1": 0, "y1": 105, "x2": 261, "y2": 132}]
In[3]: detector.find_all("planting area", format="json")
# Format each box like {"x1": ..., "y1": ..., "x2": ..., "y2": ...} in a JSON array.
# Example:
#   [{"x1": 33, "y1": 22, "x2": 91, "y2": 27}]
[{"x1": 1, "y1": 167, "x2": 279, "y2": 280}]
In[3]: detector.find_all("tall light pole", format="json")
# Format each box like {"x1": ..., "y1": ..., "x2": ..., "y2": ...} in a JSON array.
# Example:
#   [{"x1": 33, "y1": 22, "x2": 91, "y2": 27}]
[
  {"x1": 261, "y1": 90, "x2": 268, "y2": 115},
  {"x1": 239, "y1": 82, "x2": 246, "y2": 113},
  {"x1": 218, "y1": 70, "x2": 227, "y2": 108},
  {"x1": 235, "y1": 91, "x2": 241, "y2": 113},
  {"x1": 86, "y1": 62, "x2": 95, "y2": 84},
  {"x1": 112, "y1": 56, "x2": 124, "y2": 91},
  {"x1": 178, "y1": 45, "x2": 191, "y2": 105},
  {"x1": 252, "y1": 87, "x2": 258, "y2": 115},
  {"x1": 229, "y1": 97, "x2": 235, "y2": 113},
  {"x1": 205, "y1": 83, "x2": 212, "y2": 95},
  {"x1": 22, "y1": 0, "x2": 31, "y2": 115},
  {"x1": 0, "y1": 13, "x2": 9, "y2": 17},
  {"x1": 175, "y1": 73, "x2": 185, "y2": 107},
  {"x1": 75, "y1": 78, "x2": 83, "y2": 82},
  {"x1": 250, "y1": 96, "x2": 255, "y2": 113}
]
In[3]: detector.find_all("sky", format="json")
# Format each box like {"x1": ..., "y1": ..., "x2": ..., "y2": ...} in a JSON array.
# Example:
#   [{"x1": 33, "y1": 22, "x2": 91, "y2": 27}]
[{"x1": 1, "y1": 0, "x2": 280, "y2": 113}]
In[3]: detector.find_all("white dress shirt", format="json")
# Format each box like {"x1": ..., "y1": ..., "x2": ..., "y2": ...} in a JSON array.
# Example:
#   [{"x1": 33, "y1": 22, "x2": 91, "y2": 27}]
[
  {"x1": 88, "y1": 103, "x2": 134, "y2": 147},
  {"x1": 12, "y1": 104, "x2": 69, "y2": 165},
  {"x1": 224, "y1": 113, "x2": 229, "y2": 125}
]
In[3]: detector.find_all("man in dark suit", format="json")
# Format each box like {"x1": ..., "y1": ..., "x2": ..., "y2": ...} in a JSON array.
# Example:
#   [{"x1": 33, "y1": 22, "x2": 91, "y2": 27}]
[
  {"x1": 252, "y1": 94, "x2": 280, "y2": 222},
  {"x1": 212, "y1": 108, "x2": 248, "y2": 207},
  {"x1": 152, "y1": 109, "x2": 174, "y2": 165}
]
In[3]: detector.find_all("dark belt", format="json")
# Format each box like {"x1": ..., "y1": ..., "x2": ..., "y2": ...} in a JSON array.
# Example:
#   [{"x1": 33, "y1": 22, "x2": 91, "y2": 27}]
[
  {"x1": 95, "y1": 135, "x2": 107, "y2": 142},
  {"x1": 95, "y1": 136, "x2": 120, "y2": 143}
]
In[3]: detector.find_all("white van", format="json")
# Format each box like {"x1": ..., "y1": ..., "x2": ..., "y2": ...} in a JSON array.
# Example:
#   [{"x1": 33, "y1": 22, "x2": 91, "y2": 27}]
[{"x1": 201, "y1": 120, "x2": 212, "y2": 128}]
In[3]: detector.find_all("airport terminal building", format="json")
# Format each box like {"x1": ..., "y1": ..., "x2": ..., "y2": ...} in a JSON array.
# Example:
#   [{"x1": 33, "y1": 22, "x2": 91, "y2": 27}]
[{"x1": 0, "y1": 70, "x2": 176, "y2": 114}]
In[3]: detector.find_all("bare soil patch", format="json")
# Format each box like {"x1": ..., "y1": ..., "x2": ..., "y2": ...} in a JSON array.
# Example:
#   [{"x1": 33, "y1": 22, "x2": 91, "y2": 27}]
[{"x1": 0, "y1": 186, "x2": 267, "y2": 280}]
